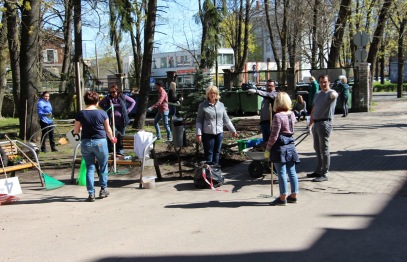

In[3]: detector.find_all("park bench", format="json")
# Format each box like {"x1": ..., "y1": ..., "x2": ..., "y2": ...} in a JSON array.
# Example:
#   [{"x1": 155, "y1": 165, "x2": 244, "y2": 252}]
[
  {"x1": 70, "y1": 134, "x2": 162, "y2": 188},
  {"x1": 0, "y1": 140, "x2": 44, "y2": 186}
]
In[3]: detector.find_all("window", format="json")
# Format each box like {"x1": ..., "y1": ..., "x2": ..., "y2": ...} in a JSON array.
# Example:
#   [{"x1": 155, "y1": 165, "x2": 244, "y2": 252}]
[
  {"x1": 218, "y1": 54, "x2": 234, "y2": 65},
  {"x1": 160, "y1": 57, "x2": 167, "y2": 68},
  {"x1": 176, "y1": 55, "x2": 190, "y2": 67},
  {"x1": 168, "y1": 56, "x2": 175, "y2": 67},
  {"x1": 43, "y1": 49, "x2": 57, "y2": 63}
]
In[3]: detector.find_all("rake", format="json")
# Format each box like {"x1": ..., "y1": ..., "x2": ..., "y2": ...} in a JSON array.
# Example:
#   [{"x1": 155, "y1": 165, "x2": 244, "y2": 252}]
[{"x1": 4, "y1": 135, "x2": 65, "y2": 191}]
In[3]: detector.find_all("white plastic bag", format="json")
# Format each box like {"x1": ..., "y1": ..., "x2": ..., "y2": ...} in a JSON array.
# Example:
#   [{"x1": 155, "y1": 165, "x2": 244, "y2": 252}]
[{"x1": 134, "y1": 131, "x2": 154, "y2": 159}]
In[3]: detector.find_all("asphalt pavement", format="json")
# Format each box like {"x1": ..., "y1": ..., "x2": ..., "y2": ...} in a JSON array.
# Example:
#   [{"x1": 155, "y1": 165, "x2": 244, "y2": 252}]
[{"x1": 1, "y1": 92, "x2": 407, "y2": 262}]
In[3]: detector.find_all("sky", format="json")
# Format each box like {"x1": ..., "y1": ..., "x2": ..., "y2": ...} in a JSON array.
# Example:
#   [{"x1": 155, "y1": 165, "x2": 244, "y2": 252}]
[{"x1": 83, "y1": 0, "x2": 200, "y2": 58}]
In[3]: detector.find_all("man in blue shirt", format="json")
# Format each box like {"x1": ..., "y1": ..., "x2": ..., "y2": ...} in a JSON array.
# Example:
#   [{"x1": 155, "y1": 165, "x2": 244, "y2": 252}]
[{"x1": 37, "y1": 91, "x2": 57, "y2": 152}]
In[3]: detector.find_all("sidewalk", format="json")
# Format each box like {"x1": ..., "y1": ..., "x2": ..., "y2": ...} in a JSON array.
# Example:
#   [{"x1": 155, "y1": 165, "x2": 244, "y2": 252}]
[{"x1": 1, "y1": 93, "x2": 406, "y2": 262}]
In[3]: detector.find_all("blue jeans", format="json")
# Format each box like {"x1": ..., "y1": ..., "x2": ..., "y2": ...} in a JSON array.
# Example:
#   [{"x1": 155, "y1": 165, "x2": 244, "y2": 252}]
[
  {"x1": 81, "y1": 138, "x2": 109, "y2": 195},
  {"x1": 260, "y1": 122, "x2": 271, "y2": 142},
  {"x1": 312, "y1": 121, "x2": 332, "y2": 176},
  {"x1": 274, "y1": 161, "x2": 298, "y2": 196},
  {"x1": 202, "y1": 133, "x2": 223, "y2": 164},
  {"x1": 154, "y1": 110, "x2": 172, "y2": 140}
]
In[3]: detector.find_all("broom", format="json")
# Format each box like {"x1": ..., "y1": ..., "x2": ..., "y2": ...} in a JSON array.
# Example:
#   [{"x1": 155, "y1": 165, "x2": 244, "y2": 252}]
[
  {"x1": 106, "y1": 102, "x2": 129, "y2": 175},
  {"x1": 4, "y1": 135, "x2": 65, "y2": 190},
  {"x1": 77, "y1": 158, "x2": 87, "y2": 186}
]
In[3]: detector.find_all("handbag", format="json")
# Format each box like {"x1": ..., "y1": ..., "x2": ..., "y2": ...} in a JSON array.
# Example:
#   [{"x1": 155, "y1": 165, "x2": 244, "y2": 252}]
[{"x1": 194, "y1": 162, "x2": 224, "y2": 189}]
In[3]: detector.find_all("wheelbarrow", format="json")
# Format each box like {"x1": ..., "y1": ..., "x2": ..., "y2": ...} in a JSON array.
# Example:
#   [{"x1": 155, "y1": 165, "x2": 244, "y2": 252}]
[
  {"x1": 243, "y1": 132, "x2": 309, "y2": 178},
  {"x1": 244, "y1": 150, "x2": 271, "y2": 178}
]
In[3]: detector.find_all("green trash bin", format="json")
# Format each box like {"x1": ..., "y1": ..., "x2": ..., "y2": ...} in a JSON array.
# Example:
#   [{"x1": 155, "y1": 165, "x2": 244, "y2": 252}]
[
  {"x1": 239, "y1": 91, "x2": 262, "y2": 115},
  {"x1": 220, "y1": 91, "x2": 241, "y2": 115}
]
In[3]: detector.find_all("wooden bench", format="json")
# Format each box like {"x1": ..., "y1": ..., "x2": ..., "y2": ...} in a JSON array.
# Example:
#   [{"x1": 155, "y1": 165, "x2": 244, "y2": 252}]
[
  {"x1": 70, "y1": 134, "x2": 162, "y2": 188},
  {"x1": 0, "y1": 140, "x2": 44, "y2": 186}
]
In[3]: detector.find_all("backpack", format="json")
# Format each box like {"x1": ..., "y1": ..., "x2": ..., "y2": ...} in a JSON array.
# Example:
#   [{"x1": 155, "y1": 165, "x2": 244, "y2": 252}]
[{"x1": 194, "y1": 162, "x2": 224, "y2": 189}]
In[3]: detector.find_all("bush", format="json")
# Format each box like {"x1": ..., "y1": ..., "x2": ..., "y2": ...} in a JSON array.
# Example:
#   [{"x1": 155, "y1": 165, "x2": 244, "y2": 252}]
[{"x1": 373, "y1": 83, "x2": 407, "y2": 92}]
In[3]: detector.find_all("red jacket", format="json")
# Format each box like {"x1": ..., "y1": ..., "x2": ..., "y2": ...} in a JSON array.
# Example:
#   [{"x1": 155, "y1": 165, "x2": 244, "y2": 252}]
[{"x1": 151, "y1": 86, "x2": 169, "y2": 113}]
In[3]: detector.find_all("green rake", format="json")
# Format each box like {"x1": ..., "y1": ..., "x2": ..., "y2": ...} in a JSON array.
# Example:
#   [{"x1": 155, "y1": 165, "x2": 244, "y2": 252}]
[{"x1": 5, "y1": 135, "x2": 65, "y2": 190}]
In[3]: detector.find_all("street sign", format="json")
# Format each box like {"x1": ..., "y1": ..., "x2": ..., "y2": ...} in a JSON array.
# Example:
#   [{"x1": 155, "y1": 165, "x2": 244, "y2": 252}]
[
  {"x1": 353, "y1": 32, "x2": 370, "y2": 47},
  {"x1": 354, "y1": 49, "x2": 368, "y2": 62}
]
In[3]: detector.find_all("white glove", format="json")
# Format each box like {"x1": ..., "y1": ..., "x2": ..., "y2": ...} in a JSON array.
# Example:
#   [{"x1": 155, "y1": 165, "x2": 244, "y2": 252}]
[
  {"x1": 147, "y1": 107, "x2": 153, "y2": 112},
  {"x1": 176, "y1": 101, "x2": 180, "y2": 105},
  {"x1": 247, "y1": 89, "x2": 256, "y2": 94}
]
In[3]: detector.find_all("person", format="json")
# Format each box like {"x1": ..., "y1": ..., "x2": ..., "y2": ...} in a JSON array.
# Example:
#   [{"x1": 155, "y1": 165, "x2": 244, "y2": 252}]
[
  {"x1": 37, "y1": 91, "x2": 58, "y2": 153},
  {"x1": 168, "y1": 81, "x2": 180, "y2": 120},
  {"x1": 293, "y1": 94, "x2": 307, "y2": 121},
  {"x1": 308, "y1": 76, "x2": 319, "y2": 112},
  {"x1": 264, "y1": 92, "x2": 300, "y2": 206},
  {"x1": 99, "y1": 84, "x2": 136, "y2": 155},
  {"x1": 338, "y1": 76, "x2": 350, "y2": 117},
  {"x1": 196, "y1": 85, "x2": 237, "y2": 164},
  {"x1": 307, "y1": 74, "x2": 338, "y2": 182},
  {"x1": 73, "y1": 91, "x2": 117, "y2": 202},
  {"x1": 247, "y1": 79, "x2": 278, "y2": 142},
  {"x1": 148, "y1": 80, "x2": 172, "y2": 142}
]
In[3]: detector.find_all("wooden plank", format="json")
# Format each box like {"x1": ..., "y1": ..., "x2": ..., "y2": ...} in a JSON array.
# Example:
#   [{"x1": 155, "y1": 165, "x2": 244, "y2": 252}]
[{"x1": 2, "y1": 163, "x2": 35, "y2": 173}]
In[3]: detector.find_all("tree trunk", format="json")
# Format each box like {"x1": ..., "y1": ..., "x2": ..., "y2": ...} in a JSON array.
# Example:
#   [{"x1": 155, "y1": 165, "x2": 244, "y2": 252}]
[
  {"x1": 264, "y1": 0, "x2": 281, "y2": 71},
  {"x1": 133, "y1": 0, "x2": 157, "y2": 129},
  {"x1": 311, "y1": 0, "x2": 320, "y2": 69},
  {"x1": 396, "y1": 16, "x2": 406, "y2": 98},
  {"x1": 20, "y1": 0, "x2": 41, "y2": 141},
  {"x1": 0, "y1": 11, "x2": 8, "y2": 118},
  {"x1": 61, "y1": 0, "x2": 74, "y2": 92},
  {"x1": 109, "y1": 0, "x2": 123, "y2": 75},
  {"x1": 327, "y1": 0, "x2": 351, "y2": 68},
  {"x1": 5, "y1": 1, "x2": 20, "y2": 116},
  {"x1": 367, "y1": 0, "x2": 394, "y2": 89}
]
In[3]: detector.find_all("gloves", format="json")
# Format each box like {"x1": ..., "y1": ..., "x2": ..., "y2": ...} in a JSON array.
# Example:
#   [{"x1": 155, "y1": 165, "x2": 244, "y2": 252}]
[
  {"x1": 247, "y1": 88, "x2": 256, "y2": 94},
  {"x1": 307, "y1": 125, "x2": 312, "y2": 135},
  {"x1": 111, "y1": 137, "x2": 117, "y2": 144},
  {"x1": 179, "y1": 97, "x2": 184, "y2": 102},
  {"x1": 264, "y1": 150, "x2": 270, "y2": 159},
  {"x1": 176, "y1": 101, "x2": 180, "y2": 105},
  {"x1": 147, "y1": 107, "x2": 152, "y2": 112}
]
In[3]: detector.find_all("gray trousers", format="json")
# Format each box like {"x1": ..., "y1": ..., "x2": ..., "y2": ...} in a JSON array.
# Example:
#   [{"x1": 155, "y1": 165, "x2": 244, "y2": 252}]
[{"x1": 312, "y1": 121, "x2": 333, "y2": 176}]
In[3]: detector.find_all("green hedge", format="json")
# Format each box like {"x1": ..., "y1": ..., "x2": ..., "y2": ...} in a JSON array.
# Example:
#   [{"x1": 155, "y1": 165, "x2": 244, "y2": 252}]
[{"x1": 373, "y1": 83, "x2": 407, "y2": 92}]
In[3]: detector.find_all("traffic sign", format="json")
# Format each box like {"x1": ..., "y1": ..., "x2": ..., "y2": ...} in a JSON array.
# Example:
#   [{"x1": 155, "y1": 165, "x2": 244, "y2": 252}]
[
  {"x1": 353, "y1": 32, "x2": 370, "y2": 47},
  {"x1": 354, "y1": 49, "x2": 368, "y2": 62}
]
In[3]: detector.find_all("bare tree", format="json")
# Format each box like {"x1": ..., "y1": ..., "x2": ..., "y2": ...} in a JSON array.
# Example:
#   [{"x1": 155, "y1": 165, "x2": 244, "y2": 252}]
[
  {"x1": 327, "y1": 0, "x2": 351, "y2": 68},
  {"x1": 20, "y1": 0, "x2": 41, "y2": 140},
  {"x1": 0, "y1": 11, "x2": 8, "y2": 118},
  {"x1": 367, "y1": 0, "x2": 394, "y2": 90},
  {"x1": 5, "y1": 1, "x2": 21, "y2": 115},
  {"x1": 133, "y1": 0, "x2": 157, "y2": 129}
]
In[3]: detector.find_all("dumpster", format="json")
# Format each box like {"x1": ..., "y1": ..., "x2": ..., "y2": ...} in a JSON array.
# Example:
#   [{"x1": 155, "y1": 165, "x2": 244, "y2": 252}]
[
  {"x1": 171, "y1": 116, "x2": 185, "y2": 148},
  {"x1": 239, "y1": 91, "x2": 262, "y2": 115},
  {"x1": 220, "y1": 91, "x2": 241, "y2": 115}
]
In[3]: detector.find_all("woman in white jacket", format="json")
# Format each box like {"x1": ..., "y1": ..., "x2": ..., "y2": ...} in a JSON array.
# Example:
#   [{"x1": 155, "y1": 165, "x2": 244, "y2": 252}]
[{"x1": 196, "y1": 86, "x2": 237, "y2": 164}]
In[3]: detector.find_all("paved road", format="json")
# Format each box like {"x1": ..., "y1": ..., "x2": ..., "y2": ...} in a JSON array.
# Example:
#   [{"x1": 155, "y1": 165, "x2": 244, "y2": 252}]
[{"x1": 1, "y1": 93, "x2": 406, "y2": 262}]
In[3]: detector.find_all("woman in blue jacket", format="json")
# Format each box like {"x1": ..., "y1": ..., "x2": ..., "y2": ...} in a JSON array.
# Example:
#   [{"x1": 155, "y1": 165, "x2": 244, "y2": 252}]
[{"x1": 37, "y1": 91, "x2": 57, "y2": 152}]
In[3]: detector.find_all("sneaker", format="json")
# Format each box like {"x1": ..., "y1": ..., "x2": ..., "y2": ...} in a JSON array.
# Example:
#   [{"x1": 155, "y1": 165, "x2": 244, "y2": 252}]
[
  {"x1": 86, "y1": 194, "x2": 95, "y2": 202},
  {"x1": 270, "y1": 197, "x2": 287, "y2": 206},
  {"x1": 312, "y1": 176, "x2": 328, "y2": 182},
  {"x1": 287, "y1": 195, "x2": 297, "y2": 203},
  {"x1": 306, "y1": 172, "x2": 320, "y2": 178},
  {"x1": 99, "y1": 189, "x2": 110, "y2": 198},
  {"x1": 165, "y1": 139, "x2": 173, "y2": 143},
  {"x1": 156, "y1": 137, "x2": 161, "y2": 140},
  {"x1": 51, "y1": 148, "x2": 58, "y2": 152}
]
